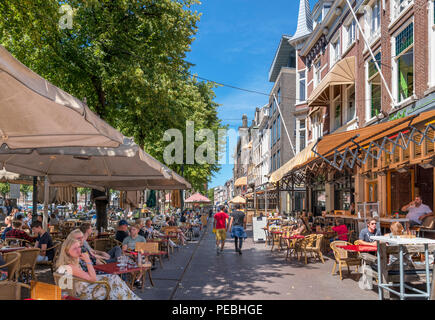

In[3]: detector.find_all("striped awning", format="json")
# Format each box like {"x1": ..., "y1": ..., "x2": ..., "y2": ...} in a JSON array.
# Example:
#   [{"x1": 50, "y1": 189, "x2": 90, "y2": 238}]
[{"x1": 234, "y1": 176, "x2": 247, "y2": 187}]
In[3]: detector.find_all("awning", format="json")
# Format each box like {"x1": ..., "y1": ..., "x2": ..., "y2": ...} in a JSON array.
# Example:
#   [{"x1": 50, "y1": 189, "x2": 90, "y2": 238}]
[
  {"x1": 308, "y1": 56, "x2": 355, "y2": 107},
  {"x1": 269, "y1": 142, "x2": 317, "y2": 183},
  {"x1": 234, "y1": 176, "x2": 247, "y2": 187},
  {"x1": 312, "y1": 109, "x2": 435, "y2": 169}
]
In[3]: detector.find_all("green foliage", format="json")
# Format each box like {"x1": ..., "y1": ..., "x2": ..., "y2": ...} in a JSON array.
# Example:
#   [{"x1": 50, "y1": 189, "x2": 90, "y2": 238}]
[
  {"x1": 207, "y1": 188, "x2": 214, "y2": 203},
  {"x1": 0, "y1": 0, "x2": 225, "y2": 192},
  {"x1": 20, "y1": 184, "x2": 32, "y2": 196},
  {"x1": 77, "y1": 187, "x2": 91, "y2": 195},
  {"x1": 0, "y1": 183, "x2": 10, "y2": 197}
]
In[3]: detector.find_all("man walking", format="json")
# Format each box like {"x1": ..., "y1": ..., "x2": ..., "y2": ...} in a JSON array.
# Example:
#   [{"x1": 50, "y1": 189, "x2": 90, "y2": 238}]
[
  {"x1": 228, "y1": 204, "x2": 247, "y2": 255},
  {"x1": 213, "y1": 206, "x2": 229, "y2": 255}
]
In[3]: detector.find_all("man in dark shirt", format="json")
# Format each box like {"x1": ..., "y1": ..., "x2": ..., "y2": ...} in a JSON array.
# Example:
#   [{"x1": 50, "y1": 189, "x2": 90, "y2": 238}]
[
  {"x1": 228, "y1": 204, "x2": 247, "y2": 255},
  {"x1": 115, "y1": 220, "x2": 129, "y2": 243},
  {"x1": 5, "y1": 220, "x2": 35, "y2": 244},
  {"x1": 31, "y1": 221, "x2": 54, "y2": 262}
]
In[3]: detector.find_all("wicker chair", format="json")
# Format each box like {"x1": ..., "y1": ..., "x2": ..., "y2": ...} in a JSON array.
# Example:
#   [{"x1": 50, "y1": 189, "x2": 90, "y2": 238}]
[
  {"x1": 330, "y1": 241, "x2": 362, "y2": 280},
  {"x1": 305, "y1": 234, "x2": 325, "y2": 263},
  {"x1": 1, "y1": 252, "x2": 21, "y2": 281},
  {"x1": 36, "y1": 241, "x2": 62, "y2": 273},
  {"x1": 4, "y1": 238, "x2": 33, "y2": 247},
  {"x1": 136, "y1": 242, "x2": 165, "y2": 268},
  {"x1": 53, "y1": 272, "x2": 111, "y2": 300},
  {"x1": 0, "y1": 281, "x2": 30, "y2": 300},
  {"x1": 17, "y1": 248, "x2": 41, "y2": 283},
  {"x1": 297, "y1": 234, "x2": 317, "y2": 264}
]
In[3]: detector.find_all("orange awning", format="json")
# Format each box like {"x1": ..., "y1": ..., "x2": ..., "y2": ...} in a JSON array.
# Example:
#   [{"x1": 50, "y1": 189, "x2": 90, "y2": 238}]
[
  {"x1": 308, "y1": 56, "x2": 355, "y2": 107},
  {"x1": 234, "y1": 176, "x2": 247, "y2": 187}
]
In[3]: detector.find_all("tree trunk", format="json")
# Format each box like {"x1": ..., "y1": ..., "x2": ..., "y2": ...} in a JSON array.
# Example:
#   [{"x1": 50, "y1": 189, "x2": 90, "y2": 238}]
[{"x1": 95, "y1": 199, "x2": 108, "y2": 232}]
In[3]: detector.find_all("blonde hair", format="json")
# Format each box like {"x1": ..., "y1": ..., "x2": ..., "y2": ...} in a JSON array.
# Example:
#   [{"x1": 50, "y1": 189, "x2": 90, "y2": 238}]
[
  {"x1": 66, "y1": 229, "x2": 83, "y2": 241},
  {"x1": 56, "y1": 238, "x2": 80, "y2": 269},
  {"x1": 390, "y1": 221, "x2": 404, "y2": 236}
]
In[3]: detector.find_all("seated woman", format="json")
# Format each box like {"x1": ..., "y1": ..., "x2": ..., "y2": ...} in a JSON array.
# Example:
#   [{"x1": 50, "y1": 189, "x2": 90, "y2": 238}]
[
  {"x1": 56, "y1": 238, "x2": 141, "y2": 300},
  {"x1": 290, "y1": 219, "x2": 308, "y2": 236}
]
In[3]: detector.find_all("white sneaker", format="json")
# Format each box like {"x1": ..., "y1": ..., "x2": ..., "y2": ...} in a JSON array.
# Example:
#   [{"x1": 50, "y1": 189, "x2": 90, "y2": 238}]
[{"x1": 216, "y1": 247, "x2": 220, "y2": 255}]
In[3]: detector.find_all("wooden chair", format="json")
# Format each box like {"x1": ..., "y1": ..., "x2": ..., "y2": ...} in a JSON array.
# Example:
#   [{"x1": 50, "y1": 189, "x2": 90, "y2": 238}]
[
  {"x1": 17, "y1": 248, "x2": 41, "y2": 284},
  {"x1": 0, "y1": 281, "x2": 30, "y2": 300},
  {"x1": 1, "y1": 252, "x2": 21, "y2": 281},
  {"x1": 4, "y1": 238, "x2": 33, "y2": 247},
  {"x1": 330, "y1": 241, "x2": 361, "y2": 280},
  {"x1": 53, "y1": 272, "x2": 110, "y2": 300},
  {"x1": 305, "y1": 234, "x2": 325, "y2": 264},
  {"x1": 297, "y1": 234, "x2": 317, "y2": 264},
  {"x1": 135, "y1": 242, "x2": 165, "y2": 268},
  {"x1": 36, "y1": 241, "x2": 62, "y2": 273}
]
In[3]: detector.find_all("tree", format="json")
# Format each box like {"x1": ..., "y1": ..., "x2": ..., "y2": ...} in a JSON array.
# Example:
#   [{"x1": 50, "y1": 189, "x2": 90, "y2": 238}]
[
  {"x1": 0, "y1": 0, "x2": 225, "y2": 191},
  {"x1": 0, "y1": 183, "x2": 10, "y2": 198},
  {"x1": 207, "y1": 188, "x2": 215, "y2": 204},
  {"x1": 20, "y1": 184, "x2": 32, "y2": 206},
  {"x1": 77, "y1": 187, "x2": 91, "y2": 207}
]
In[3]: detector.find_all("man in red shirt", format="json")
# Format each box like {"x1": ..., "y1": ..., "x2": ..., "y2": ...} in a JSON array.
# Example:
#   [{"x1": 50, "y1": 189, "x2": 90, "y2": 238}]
[
  {"x1": 5, "y1": 220, "x2": 35, "y2": 244},
  {"x1": 213, "y1": 206, "x2": 229, "y2": 255}
]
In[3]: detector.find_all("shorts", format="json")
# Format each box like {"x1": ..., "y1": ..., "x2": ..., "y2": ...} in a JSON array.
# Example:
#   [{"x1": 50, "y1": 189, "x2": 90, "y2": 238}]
[{"x1": 215, "y1": 229, "x2": 227, "y2": 241}]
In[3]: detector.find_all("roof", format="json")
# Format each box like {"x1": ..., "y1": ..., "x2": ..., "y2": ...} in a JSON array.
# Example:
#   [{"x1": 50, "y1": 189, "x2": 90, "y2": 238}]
[
  {"x1": 184, "y1": 193, "x2": 211, "y2": 203},
  {"x1": 290, "y1": 0, "x2": 313, "y2": 43},
  {"x1": 268, "y1": 36, "x2": 295, "y2": 82}
]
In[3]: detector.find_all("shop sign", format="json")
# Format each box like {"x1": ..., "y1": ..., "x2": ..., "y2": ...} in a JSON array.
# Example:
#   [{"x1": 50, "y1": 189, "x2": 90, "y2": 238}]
[{"x1": 389, "y1": 93, "x2": 435, "y2": 121}]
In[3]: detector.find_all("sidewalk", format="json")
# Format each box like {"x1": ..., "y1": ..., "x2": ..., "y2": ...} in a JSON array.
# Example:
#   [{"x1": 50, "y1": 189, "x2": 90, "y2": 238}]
[{"x1": 135, "y1": 221, "x2": 379, "y2": 300}]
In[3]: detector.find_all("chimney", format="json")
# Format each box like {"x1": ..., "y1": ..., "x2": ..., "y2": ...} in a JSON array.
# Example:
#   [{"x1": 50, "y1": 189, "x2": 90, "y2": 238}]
[{"x1": 242, "y1": 114, "x2": 248, "y2": 128}]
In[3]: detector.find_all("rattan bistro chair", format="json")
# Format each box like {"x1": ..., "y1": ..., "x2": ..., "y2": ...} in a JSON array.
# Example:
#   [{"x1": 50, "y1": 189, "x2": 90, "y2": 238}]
[
  {"x1": 305, "y1": 234, "x2": 325, "y2": 264},
  {"x1": 0, "y1": 281, "x2": 30, "y2": 300},
  {"x1": 36, "y1": 241, "x2": 62, "y2": 273},
  {"x1": 4, "y1": 238, "x2": 33, "y2": 247},
  {"x1": 330, "y1": 241, "x2": 361, "y2": 280},
  {"x1": 53, "y1": 272, "x2": 111, "y2": 300},
  {"x1": 17, "y1": 248, "x2": 41, "y2": 283},
  {"x1": 1, "y1": 252, "x2": 21, "y2": 281}
]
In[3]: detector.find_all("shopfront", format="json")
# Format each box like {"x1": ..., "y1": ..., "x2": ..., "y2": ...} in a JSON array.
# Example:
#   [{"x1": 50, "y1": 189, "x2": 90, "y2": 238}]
[
  {"x1": 333, "y1": 170, "x2": 355, "y2": 211},
  {"x1": 310, "y1": 175, "x2": 326, "y2": 216}
]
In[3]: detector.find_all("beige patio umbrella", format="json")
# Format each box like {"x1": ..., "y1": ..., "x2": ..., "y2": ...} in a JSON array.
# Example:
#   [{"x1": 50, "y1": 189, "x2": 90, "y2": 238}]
[
  {"x1": 0, "y1": 45, "x2": 124, "y2": 149},
  {"x1": 229, "y1": 195, "x2": 246, "y2": 204}
]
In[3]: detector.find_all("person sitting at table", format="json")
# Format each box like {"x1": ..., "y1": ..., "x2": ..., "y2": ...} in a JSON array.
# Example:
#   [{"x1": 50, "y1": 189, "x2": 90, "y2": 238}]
[
  {"x1": 31, "y1": 221, "x2": 54, "y2": 262},
  {"x1": 168, "y1": 216, "x2": 177, "y2": 227},
  {"x1": 1, "y1": 216, "x2": 12, "y2": 241},
  {"x1": 121, "y1": 224, "x2": 146, "y2": 252},
  {"x1": 401, "y1": 195, "x2": 433, "y2": 228},
  {"x1": 56, "y1": 238, "x2": 141, "y2": 300},
  {"x1": 79, "y1": 223, "x2": 122, "y2": 264},
  {"x1": 22, "y1": 211, "x2": 33, "y2": 230},
  {"x1": 290, "y1": 219, "x2": 308, "y2": 236},
  {"x1": 5, "y1": 220, "x2": 35, "y2": 244},
  {"x1": 115, "y1": 220, "x2": 129, "y2": 243},
  {"x1": 332, "y1": 220, "x2": 349, "y2": 241},
  {"x1": 49, "y1": 213, "x2": 60, "y2": 226},
  {"x1": 358, "y1": 218, "x2": 382, "y2": 246}
]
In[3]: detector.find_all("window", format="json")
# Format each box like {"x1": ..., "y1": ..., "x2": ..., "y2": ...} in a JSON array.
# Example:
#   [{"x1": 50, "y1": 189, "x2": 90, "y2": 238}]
[
  {"x1": 331, "y1": 36, "x2": 341, "y2": 66},
  {"x1": 277, "y1": 150, "x2": 281, "y2": 169},
  {"x1": 314, "y1": 60, "x2": 321, "y2": 88},
  {"x1": 345, "y1": 20, "x2": 356, "y2": 50},
  {"x1": 323, "y1": 3, "x2": 331, "y2": 19},
  {"x1": 366, "y1": 51, "x2": 382, "y2": 119},
  {"x1": 394, "y1": 23, "x2": 414, "y2": 103},
  {"x1": 277, "y1": 115, "x2": 281, "y2": 141},
  {"x1": 332, "y1": 86, "x2": 341, "y2": 130},
  {"x1": 346, "y1": 86, "x2": 355, "y2": 123},
  {"x1": 371, "y1": 0, "x2": 380, "y2": 33},
  {"x1": 391, "y1": 0, "x2": 414, "y2": 23},
  {"x1": 299, "y1": 119, "x2": 306, "y2": 151},
  {"x1": 277, "y1": 88, "x2": 281, "y2": 105},
  {"x1": 298, "y1": 70, "x2": 306, "y2": 102},
  {"x1": 364, "y1": 0, "x2": 381, "y2": 43}
]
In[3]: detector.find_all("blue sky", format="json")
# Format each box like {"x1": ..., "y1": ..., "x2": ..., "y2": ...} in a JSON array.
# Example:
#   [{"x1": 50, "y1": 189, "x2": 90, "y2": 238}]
[{"x1": 187, "y1": 0, "x2": 301, "y2": 189}]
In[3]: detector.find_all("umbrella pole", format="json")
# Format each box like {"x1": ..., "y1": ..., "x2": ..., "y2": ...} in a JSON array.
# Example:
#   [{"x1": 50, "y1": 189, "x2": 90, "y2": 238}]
[
  {"x1": 43, "y1": 176, "x2": 49, "y2": 230},
  {"x1": 32, "y1": 176, "x2": 37, "y2": 222}
]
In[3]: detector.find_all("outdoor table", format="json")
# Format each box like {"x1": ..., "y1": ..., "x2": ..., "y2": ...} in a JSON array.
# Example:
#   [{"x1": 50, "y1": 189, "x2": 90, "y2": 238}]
[
  {"x1": 0, "y1": 246, "x2": 26, "y2": 254},
  {"x1": 282, "y1": 235, "x2": 305, "y2": 261},
  {"x1": 370, "y1": 235, "x2": 435, "y2": 300},
  {"x1": 93, "y1": 261, "x2": 153, "y2": 292},
  {"x1": 270, "y1": 230, "x2": 284, "y2": 251},
  {"x1": 337, "y1": 245, "x2": 377, "y2": 252},
  {"x1": 282, "y1": 235, "x2": 305, "y2": 240}
]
